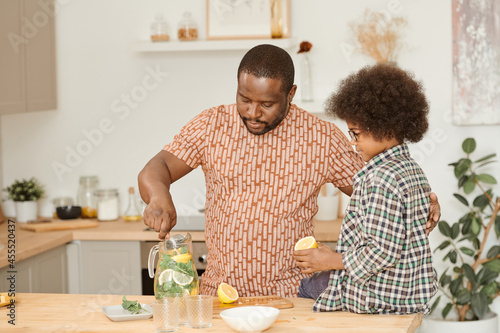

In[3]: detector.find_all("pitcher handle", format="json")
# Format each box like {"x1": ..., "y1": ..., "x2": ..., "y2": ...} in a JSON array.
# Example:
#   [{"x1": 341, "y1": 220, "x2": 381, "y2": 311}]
[{"x1": 148, "y1": 244, "x2": 159, "y2": 278}]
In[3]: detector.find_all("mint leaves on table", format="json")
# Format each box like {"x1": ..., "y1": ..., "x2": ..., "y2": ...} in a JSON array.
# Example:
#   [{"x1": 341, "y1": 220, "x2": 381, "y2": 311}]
[{"x1": 121, "y1": 295, "x2": 149, "y2": 314}]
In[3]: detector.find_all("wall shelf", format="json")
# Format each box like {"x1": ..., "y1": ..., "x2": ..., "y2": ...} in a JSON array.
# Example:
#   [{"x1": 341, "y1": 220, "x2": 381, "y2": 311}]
[{"x1": 130, "y1": 37, "x2": 298, "y2": 52}]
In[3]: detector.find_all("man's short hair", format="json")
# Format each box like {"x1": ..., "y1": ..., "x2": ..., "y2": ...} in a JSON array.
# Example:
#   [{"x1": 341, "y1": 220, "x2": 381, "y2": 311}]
[{"x1": 237, "y1": 44, "x2": 295, "y2": 93}]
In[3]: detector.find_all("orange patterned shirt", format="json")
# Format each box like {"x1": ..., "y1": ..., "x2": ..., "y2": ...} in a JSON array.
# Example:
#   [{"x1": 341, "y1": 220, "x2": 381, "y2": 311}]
[{"x1": 163, "y1": 104, "x2": 364, "y2": 297}]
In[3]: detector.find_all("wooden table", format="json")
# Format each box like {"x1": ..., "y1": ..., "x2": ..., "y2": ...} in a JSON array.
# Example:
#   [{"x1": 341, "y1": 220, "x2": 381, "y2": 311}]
[{"x1": 0, "y1": 293, "x2": 422, "y2": 332}]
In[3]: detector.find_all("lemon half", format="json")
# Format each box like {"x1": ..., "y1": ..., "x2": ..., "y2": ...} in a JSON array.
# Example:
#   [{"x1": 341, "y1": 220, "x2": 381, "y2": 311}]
[
  {"x1": 294, "y1": 236, "x2": 318, "y2": 251},
  {"x1": 217, "y1": 282, "x2": 239, "y2": 304},
  {"x1": 158, "y1": 269, "x2": 174, "y2": 285}
]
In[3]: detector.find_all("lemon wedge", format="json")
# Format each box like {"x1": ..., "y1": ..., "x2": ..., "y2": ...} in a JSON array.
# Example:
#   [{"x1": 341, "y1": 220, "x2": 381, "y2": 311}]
[
  {"x1": 172, "y1": 253, "x2": 193, "y2": 264},
  {"x1": 173, "y1": 271, "x2": 194, "y2": 286},
  {"x1": 217, "y1": 283, "x2": 239, "y2": 304},
  {"x1": 294, "y1": 236, "x2": 318, "y2": 251}
]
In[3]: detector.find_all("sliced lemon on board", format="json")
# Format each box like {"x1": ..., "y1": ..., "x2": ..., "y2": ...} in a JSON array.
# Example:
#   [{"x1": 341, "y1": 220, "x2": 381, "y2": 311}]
[
  {"x1": 217, "y1": 283, "x2": 239, "y2": 304},
  {"x1": 294, "y1": 236, "x2": 318, "y2": 251},
  {"x1": 173, "y1": 271, "x2": 194, "y2": 286},
  {"x1": 158, "y1": 269, "x2": 174, "y2": 285}
]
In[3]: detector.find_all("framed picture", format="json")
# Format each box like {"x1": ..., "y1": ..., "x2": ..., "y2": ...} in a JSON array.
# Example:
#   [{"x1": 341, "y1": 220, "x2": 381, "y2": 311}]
[
  {"x1": 452, "y1": 0, "x2": 500, "y2": 125},
  {"x1": 206, "y1": 0, "x2": 290, "y2": 40}
]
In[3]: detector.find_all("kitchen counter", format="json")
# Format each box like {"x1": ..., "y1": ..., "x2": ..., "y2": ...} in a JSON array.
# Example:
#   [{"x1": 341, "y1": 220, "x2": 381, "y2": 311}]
[
  {"x1": 0, "y1": 293, "x2": 422, "y2": 332},
  {"x1": 0, "y1": 217, "x2": 341, "y2": 269}
]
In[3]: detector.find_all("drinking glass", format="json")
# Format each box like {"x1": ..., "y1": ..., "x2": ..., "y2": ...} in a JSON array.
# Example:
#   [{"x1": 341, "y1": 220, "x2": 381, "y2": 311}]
[
  {"x1": 186, "y1": 295, "x2": 213, "y2": 328},
  {"x1": 151, "y1": 298, "x2": 179, "y2": 332},
  {"x1": 165, "y1": 293, "x2": 187, "y2": 325}
]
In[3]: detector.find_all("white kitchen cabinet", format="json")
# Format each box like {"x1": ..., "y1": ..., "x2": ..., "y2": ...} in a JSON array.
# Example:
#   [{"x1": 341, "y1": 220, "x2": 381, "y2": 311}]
[
  {"x1": 0, "y1": 0, "x2": 57, "y2": 114},
  {"x1": 67, "y1": 240, "x2": 142, "y2": 295},
  {"x1": 0, "y1": 245, "x2": 67, "y2": 293}
]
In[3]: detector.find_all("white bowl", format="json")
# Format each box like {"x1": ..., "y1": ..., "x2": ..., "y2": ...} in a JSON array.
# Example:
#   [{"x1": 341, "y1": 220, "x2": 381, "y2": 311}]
[{"x1": 220, "y1": 306, "x2": 280, "y2": 333}]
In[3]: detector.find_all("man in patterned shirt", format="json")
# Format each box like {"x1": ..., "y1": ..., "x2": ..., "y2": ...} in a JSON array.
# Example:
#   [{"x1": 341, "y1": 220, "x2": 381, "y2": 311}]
[
  {"x1": 294, "y1": 64, "x2": 438, "y2": 313},
  {"x1": 138, "y1": 45, "x2": 441, "y2": 297}
]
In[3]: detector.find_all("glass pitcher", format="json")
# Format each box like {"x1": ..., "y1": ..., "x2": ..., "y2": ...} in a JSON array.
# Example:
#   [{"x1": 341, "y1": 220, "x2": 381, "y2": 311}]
[{"x1": 148, "y1": 233, "x2": 200, "y2": 299}]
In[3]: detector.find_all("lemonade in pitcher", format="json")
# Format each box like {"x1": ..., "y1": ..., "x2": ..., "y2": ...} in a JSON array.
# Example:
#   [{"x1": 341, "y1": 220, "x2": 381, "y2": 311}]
[{"x1": 148, "y1": 233, "x2": 199, "y2": 299}]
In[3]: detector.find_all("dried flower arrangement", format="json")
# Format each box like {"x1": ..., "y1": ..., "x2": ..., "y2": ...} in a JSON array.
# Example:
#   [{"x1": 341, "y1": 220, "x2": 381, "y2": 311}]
[{"x1": 349, "y1": 9, "x2": 408, "y2": 63}]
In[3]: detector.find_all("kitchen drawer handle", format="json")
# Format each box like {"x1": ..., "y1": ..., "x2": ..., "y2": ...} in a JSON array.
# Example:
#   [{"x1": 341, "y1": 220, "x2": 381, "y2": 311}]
[{"x1": 198, "y1": 254, "x2": 207, "y2": 264}]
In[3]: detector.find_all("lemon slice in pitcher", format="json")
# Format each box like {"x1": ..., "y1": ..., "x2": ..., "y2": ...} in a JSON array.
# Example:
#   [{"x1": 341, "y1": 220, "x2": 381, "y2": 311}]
[
  {"x1": 173, "y1": 271, "x2": 193, "y2": 286},
  {"x1": 158, "y1": 269, "x2": 174, "y2": 285}
]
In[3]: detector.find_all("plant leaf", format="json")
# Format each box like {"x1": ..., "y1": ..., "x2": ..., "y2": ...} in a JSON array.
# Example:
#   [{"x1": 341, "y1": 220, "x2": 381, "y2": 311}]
[
  {"x1": 477, "y1": 267, "x2": 498, "y2": 285},
  {"x1": 436, "y1": 240, "x2": 451, "y2": 251},
  {"x1": 475, "y1": 174, "x2": 497, "y2": 185},
  {"x1": 438, "y1": 221, "x2": 452, "y2": 238},
  {"x1": 480, "y1": 281, "x2": 498, "y2": 297},
  {"x1": 487, "y1": 246, "x2": 500, "y2": 259},
  {"x1": 477, "y1": 160, "x2": 497, "y2": 169},
  {"x1": 462, "y1": 138, "x2": 476, "y2": 154},
  {"x1": 442, "y1": 303, "x2": 453, "y2": 318},
  {"x1": 454, "y1": 159, "x2": 471, "y2": 178},
  {"x1": 450, "y1": 276, "x2": 463, "y2": 296},
  {"x1": 456, "y1": 288, "x2": 471, "y2": 305},
  {"x1": 460, "y1": 247, "x2": 475, "y2": 256},
  {"x1": 462, "y1": 264, "x2": 476, "y2": 283},
  {"x1": 473, "y1": 193, "x2": 491, "y2": 210},
  {"x1": 496, "y1": 216, "x2": 500, "y2": 238},
  {"x1": 451, "y1": 223, "x2": 460, "y2": 239},
  {"x1": 474, "y1": 153, "x2": 496, "y2": 163},
  {"x1": 458, "y1": 175, "x2": 468, "y2": 187},
  {"x1": 471, "y1": 217, "x2": 481, "y2": 236},
  {"x1": 483, "y1": 259, "x2": 500, "y2": 273},
  {"x1": 453, "y1": 193, "x2": 469, "y2": 207},
  {"x1": 463, "y1": 177, "x2": 476, "y2": 194},
  {"x1": 471, "y1": 293, "x2": 488, "y2": 319},
  {"x1": 449, "y1": 250, "x2": 457, "y2": 264},
  {"x1": 430, "y1": 295, "x2": 441, "y2": 314}
]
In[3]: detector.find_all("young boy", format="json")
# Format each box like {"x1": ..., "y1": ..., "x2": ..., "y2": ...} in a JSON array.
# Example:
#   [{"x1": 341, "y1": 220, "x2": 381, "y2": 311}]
[{"x1": 294, "y1": 64, "x2": 438, "y2": 314}]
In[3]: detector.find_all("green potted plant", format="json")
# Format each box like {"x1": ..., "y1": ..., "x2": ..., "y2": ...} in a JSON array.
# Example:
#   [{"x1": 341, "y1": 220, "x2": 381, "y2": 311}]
[
  {"x1": 4, "y1": 177, "x2": 45, "y2": 223},
  {"x1": 424, "y1": 138, "x2": 500, "y2": 331}
]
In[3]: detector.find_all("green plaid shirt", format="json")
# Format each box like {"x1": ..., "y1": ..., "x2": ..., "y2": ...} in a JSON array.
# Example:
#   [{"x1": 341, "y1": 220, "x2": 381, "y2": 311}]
[{"x1": 313, "y1": 144, "x2": 438, "y2": 314}]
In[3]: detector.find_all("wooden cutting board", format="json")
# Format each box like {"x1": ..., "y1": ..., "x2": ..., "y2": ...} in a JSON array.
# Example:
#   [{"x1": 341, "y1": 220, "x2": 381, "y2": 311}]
[
  {"x1": 19, "y1": 220, "x2": 99, "y2": 232},
  {"x1": 213, "y1": 296, "x2": 293, "y2": 314}
]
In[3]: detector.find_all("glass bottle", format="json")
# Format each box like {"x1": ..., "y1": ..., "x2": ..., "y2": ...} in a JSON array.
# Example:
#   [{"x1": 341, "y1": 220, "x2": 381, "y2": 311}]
[
  {"x1": 52, "y1": 197, "x2": 74, "y2": 218},
  {"x1": 77, "y1": 176, "x2": 98, "y2": 218},
  {"x1": 270, "y1": 0, "x2": 283, "y2": 38},
  {"x1": 94, "y1": 189, "x2": 120, "y2": 221},
  {"x1": 177, "y1": 12, "x2": 198, "y2": 41},
  {"x1": 300, "y1": 53, "x2": 313, "y2": 101},
  {"x1": 123, "y1": 187, "x2": 142, "y2": 222},
  {"x1": 150, "y1": 13, "x2": 170, "y2": 42}
]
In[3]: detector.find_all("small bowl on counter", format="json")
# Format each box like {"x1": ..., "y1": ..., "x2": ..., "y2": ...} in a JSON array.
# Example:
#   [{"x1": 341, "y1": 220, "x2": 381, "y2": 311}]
[
  {"x1": 56, "y1": 206, "x2": 82, "y2": 220},
  {"x1": 220, "y1": 306, "x2": 280, "y2": 333}
]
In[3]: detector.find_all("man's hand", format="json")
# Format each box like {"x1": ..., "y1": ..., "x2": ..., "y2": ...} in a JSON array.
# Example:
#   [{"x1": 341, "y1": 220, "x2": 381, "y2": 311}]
[
  {"x1": 427, "y1": 192, "x2": 441, "y2": 236},
  {"x1": 293, "y1": 243, "x2": 344, "y2": 274},
  {"x1": 143, "y1": 194, "x2": 177, "y2": 240}
]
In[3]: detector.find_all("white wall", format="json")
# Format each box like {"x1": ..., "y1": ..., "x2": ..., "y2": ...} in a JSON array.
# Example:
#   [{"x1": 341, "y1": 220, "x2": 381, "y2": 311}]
[{"x1": 2, "y1": 0, "x2": 500, "y2": 255}]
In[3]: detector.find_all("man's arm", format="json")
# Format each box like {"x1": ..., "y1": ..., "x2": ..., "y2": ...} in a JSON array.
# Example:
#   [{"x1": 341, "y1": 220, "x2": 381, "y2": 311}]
[
  {"x1": 138, "y1": 150, "x2": 193, "y2": 239},
  {"x1": 427, "y1": 192, "x2": 441, "y2": 235}
]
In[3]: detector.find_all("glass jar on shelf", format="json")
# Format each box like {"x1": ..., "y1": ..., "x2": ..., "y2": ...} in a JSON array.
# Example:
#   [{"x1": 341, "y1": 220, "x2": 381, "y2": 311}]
[
  {"x1": 77, "y1": 176, "x2": 98, "y2": 218},
  {"x1": 150, "y1": 13, "x2": 170, "y2": 42},
  {"x1": 177, "y1": 12, "x2": 198, "y2": 41},
  {"x1": 94, "y1": 189, "x2": 120, "y2": 221}
]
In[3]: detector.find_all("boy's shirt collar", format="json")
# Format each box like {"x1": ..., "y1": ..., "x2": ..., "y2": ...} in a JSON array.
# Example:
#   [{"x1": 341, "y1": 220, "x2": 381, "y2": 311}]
[{"x1": 353, "y1": 143, "x2": 410, "y2": 185}]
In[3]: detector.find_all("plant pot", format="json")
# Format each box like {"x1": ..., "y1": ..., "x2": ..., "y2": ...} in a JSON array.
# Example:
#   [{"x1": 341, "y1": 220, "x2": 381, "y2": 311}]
[
  {"x1": 15, "y1": 201, "x2": 38, "y2": 223},
  {"x1": 419, "y1": 312, "x2": 498, "y2": 333}
]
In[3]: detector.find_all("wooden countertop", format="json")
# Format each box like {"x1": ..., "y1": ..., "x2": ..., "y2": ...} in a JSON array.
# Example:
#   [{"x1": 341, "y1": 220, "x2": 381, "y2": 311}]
[
  {"x1": 0, "y1": 293, "x2": 422, "y2": 332},
  {"x1": 0, "y1": 217, "x2": 341, "y2": 269}
]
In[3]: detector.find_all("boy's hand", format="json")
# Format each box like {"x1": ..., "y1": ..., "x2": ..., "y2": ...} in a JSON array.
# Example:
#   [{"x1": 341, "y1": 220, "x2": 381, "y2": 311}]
[
  {"x1": 426, "y1": 192, "x2": 441, "y2": 236},
  {"x1": 293, "y1": 243, "x2": 344, "y2": 274}
]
